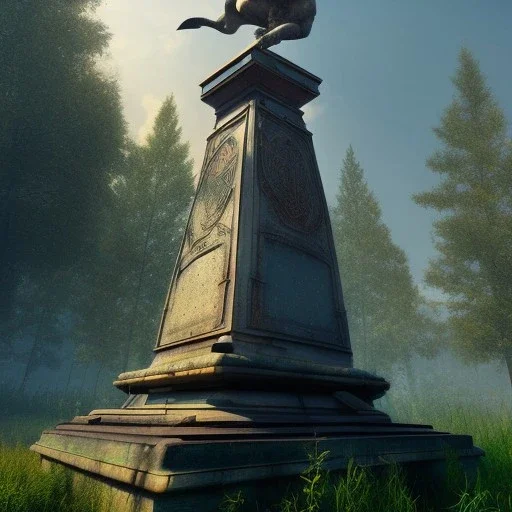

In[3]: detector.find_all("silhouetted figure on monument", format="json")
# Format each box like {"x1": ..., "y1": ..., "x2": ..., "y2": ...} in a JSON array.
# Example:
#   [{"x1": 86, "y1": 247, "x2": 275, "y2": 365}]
[{"x1": 178, "y1": 0, "x2": 316, "y2": 49}]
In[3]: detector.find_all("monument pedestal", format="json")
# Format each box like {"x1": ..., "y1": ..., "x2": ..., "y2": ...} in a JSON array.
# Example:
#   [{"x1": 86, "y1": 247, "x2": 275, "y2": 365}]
[{"x1": 32, "y1": 47, "x2": 483, "y2": 511}]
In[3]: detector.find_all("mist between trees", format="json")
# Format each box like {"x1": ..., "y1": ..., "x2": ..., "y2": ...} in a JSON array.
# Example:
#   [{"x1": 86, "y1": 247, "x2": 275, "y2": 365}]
[{"x1": 0, "y1": 1, "x2": 511, "y2": 428}]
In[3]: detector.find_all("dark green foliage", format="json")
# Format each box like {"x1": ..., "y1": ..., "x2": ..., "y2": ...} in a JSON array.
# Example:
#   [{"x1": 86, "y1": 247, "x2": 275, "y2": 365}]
[
  {"x1": 219, "y1": 491, "x2": 245, "y2": 512},
  {"x1": 119, "y1": 96, "x2": 194, "y2": 369},
  {"x1": 331, "y1": 146, "x2": 443, "y2": 376},
  {"x1": 75, "y1": 96, "x2": 194, "y2": 373},
  {"x1": 413, "y1": 48, "x2": 512, "y2": 387},
  {"x1": 0, "y1": 0, "x2": 126, "y2": 369},
  {"x1": 0, "y1": 0, "x2": 194, "y2": 393},
  {"x1": 330, "y1": 462, "x2": 418, "y2": 512},
  {"x1": 294, "y1": 448, "x2": 330, "y2": 512}
]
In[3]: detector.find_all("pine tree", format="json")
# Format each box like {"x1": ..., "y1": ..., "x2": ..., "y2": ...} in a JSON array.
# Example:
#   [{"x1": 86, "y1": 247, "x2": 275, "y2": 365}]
[
  {"x1": 77, "y1": 96, "x2": 194, "y2": 375},
  {"x1": 121, "y1": 96, "x2": 195, "y2": 370},
  {"x1": 413, "y1": 48, "x2": 512, "y2": 389},
  {"x1": 332, "y1": 146, "x2": 439, "y2": 379}
]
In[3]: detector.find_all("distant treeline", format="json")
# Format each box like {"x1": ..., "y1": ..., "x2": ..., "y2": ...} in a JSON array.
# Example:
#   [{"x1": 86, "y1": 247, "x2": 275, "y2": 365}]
[
  {"x1": 332, "y1": 48, "x2": 512, "y2": 395},
  {"x1": 0, "y1": 2, "x2": 510, "y2": 407}
]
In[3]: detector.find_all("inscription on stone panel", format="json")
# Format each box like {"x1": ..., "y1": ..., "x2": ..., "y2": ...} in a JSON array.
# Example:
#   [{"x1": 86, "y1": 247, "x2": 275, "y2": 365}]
[
  {"x1": 259, "y1": 115, "x2": 323, "y2": 234},
  {"x1": 163, "y1": 244, "x2": 227, "y2": 342},
  {"x1": 158, "y1": 118, "x2": 245, "y2": 347},
  {"x1": 186, "y1": 136, "x2": 238, "y2": 256},
  {"x1": 251, "y1": 112, "x2": 344, "y2": 347}
]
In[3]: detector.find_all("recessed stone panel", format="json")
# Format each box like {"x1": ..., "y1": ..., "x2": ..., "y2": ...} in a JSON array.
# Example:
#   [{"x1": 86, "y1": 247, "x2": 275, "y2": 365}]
[
  {"x1": 252, "y1": 236, "x2": 341, "y2": 344},
  {"x1": 157, "y1": 116, "x2": 247, "y2": 346}
]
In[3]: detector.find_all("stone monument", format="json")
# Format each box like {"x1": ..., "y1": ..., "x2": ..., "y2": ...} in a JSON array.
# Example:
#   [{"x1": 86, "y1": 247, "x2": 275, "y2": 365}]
[
  {"x1": 32, "y1": 4, "x2": 483, "y2": 511},
  {"x1": 177, "y1": 0, "x2": 317, "y2": 50}
]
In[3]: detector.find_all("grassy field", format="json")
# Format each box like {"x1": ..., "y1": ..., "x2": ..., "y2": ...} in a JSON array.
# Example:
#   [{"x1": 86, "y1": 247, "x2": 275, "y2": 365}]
[
  {"x1": 0, "y1": 444, "x2": 105, "y2": 512},
  {"x1": 0, "y1": 396, "x2": 511, "y2": 512}
]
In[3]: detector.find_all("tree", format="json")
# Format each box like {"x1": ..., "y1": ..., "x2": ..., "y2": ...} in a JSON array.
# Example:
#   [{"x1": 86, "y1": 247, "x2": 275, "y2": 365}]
[
  {"x1": 413, "y1": 47, "x2": 512, "y2": 389},
  {"x1": 122, "y1": 96, "x2": 194, "y2": 369},
  {"x1": 76, "y1": 96, "x2": 194, "y2": 376},
  {"x1": 0, "y1": 0, "x2": 126, "y2": 332},
  {"x1": 331, "y1": 146, "x2": 439, "y2": 380}
]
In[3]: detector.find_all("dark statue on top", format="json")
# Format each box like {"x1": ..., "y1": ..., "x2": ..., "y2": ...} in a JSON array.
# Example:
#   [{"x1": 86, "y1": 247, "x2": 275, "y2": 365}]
[{"x1": 177, "y1": 0, "x2": 316, "y2": 50}]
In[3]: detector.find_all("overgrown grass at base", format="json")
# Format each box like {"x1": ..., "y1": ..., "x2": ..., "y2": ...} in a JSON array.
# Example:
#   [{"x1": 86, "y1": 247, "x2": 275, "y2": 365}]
[
  {"x1": 387, "y1": 395, "x2": 512, "y2": 512},
  {"x1": 0, "y1": 404, "x2": 510, "y2": 512},
  {"x1": 220, "y1": 401, "x2": 512, "y2": 512},
  {"x1": 220, "y1": 432, "x2": 511, "y2": 512},
  {"x1": 0, "y1": 445, "x2": 103, "y2": 512}
]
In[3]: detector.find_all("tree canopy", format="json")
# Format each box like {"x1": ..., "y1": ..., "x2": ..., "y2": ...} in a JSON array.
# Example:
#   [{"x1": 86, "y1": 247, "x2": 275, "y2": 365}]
[
  {"x1": 76, "y1": 96, "x2": 195, "y2": 375},
  {"x1": 332, "y1": 146, "x2": 441, "y2": 377},
  {"x1": 413, "y1": 48, "x2": 512, "y2": 387},
  {"x1": 0, "y1": 0, "x2": 126, "y2": 327}
]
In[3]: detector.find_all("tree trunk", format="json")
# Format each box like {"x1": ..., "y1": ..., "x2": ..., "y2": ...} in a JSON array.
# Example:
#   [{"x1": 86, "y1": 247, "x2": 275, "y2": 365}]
[
  {"x1": 64, "y1": 352, "x2": 76, "y2": 397},
  {"x1": 78, "y1": 363, "x2": 91, "y2": 397},
  {"x1": 404, "y1": 358, "x2": 417, "y2": 400},
  {"x1": 403, "y1": 358, "x2": 419, "y2": 421},
  {"x1": 0, "y1": 159, "x2": 19, "y2": 325},
  {"x1": 360, "y1": 298, "x2": 369, "y2": 370},
  {"x1": 1, "y1": 170, "x2": 15, "y2": 253}
]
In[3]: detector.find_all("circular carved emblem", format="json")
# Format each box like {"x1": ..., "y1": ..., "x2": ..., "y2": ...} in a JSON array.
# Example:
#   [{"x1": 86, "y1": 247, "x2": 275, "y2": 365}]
[
  {"x1": 260, "y1": 129, "x2": 322, "y2": 233},
  {"x1": 187, "y1": 136, "x2": 238, "y2": 248}
]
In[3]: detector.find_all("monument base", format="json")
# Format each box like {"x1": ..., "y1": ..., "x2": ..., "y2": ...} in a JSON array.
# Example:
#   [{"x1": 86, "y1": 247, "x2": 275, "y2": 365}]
[
  {"x1": 32, "y1": 389, "x2": 483, "y2": 511},
  {"x1": 39, "y1": 462, "x2": 316, "y2": 512},
  {"x1": 39, "y1": 450, "x2": 480, "y2": 512}
]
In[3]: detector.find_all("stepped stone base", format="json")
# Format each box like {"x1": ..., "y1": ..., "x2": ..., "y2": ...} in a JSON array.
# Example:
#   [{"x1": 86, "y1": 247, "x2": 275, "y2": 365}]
[
  {"x1": 113, "y1": 341, "x2": 390, "y2": 401},
  {"x1": 33, "y1": 389, "x2": 483, "y2": 511}
]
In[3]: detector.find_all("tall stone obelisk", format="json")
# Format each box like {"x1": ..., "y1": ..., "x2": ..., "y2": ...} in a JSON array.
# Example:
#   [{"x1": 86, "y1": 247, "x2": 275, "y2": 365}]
[
  {"x1": 31, "y1": 46, "x2": 483, "y2": 512},
  {"x1": 111, "y1": 48, "x2": 388, "y2": 402}
]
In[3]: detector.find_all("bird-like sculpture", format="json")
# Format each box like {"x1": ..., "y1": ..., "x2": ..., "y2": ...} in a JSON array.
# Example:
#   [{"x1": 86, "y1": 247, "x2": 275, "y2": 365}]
[{"x1": 177, "y1": 0, "x2": 316, "y2": 50}]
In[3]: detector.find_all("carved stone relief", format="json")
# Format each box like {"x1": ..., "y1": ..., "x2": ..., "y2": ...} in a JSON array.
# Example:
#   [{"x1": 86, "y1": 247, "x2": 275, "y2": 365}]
[
  {"x1": 157, "y1": 117, "x2": 245, "y2": 347},
  {"x1": 186, "y1": 136, "x2": 238, "y2": 256},
  {"x1": 250, "y1": 111, "x2": 346, "y2": 348},
  {"x1": 259, "y1": 113, "x2": 323, "y2": 234}
]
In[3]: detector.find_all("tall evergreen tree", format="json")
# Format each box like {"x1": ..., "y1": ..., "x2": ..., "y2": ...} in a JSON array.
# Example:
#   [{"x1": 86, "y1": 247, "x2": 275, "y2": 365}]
[
  {"x1": 413, "y1": 48, "x2": 512, "y2": 388},
  {"x1": 121, "y1": 96, "x2": 194, "y2": 370},
  {"x1": 0, "y1": 1, "x2": 126, "y2": 352},
  {"x1": 332, "y1": 146, "x2": 439, "y2": 378},
  {"x1": 77, "y1": 96, "x2": 194, "y2": 376}
]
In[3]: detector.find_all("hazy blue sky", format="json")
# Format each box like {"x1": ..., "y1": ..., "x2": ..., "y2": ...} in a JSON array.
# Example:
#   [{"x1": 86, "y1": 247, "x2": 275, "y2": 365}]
[{"x1": 96, "y1": 0, "x2": 512, "y2": 301}]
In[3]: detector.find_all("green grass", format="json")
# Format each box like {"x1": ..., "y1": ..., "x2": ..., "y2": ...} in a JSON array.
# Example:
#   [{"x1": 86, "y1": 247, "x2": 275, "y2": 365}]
[
  {"x1": 265, "y1": 451, "x2": 511, "y2": 512},
  {"x1": 217, "y1": 397, "x2": 512, "y2": 512},
  {"x1": 0, "y1": 401, "x2": 510, "y2": 512},
  {"x1": 0, "y1": 444, "x2": 103, "y2": 512},
  {"x1": 387, "y1": 394, "x2": 512, "y2": 512}
]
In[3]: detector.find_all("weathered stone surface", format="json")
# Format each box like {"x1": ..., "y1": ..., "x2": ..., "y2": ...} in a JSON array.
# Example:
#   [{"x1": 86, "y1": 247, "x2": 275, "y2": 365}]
[
  {"x1": 113, "y1": 47, "x2": 362, "y2": 398},
  {"x1": 32, "y1": 46, "x2": 484, "y2": 509},
  {"x1": 34, "y1": 389, "x2": 482, "y2": 494},
  {"x1": 113, "y1": 351, "x2": 389, "y2": 399}
]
